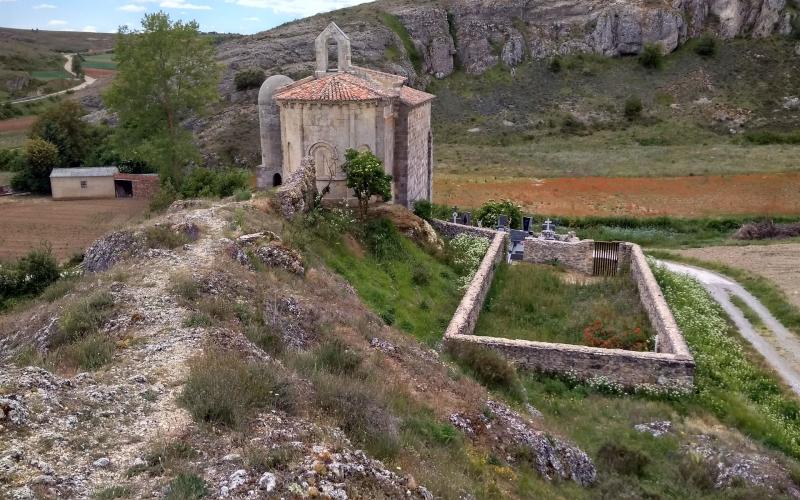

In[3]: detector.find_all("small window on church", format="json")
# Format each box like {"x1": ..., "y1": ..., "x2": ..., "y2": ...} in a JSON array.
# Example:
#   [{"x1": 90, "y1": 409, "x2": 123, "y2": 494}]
[{"x1": 80, "y1": 180, "x2": 87, "y2": 189}]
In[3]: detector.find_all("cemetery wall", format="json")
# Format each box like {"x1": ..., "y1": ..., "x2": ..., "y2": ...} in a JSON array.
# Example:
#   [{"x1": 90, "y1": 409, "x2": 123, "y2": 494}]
[
  {"x1": 429, "y1": 219, "x2": 498, "y2": 241},
  {"x1": 522, "y1": 239, "x2": 594, "y2": 274},
  {"x1": 435, "y1": 220, "x2": 695, "y2": 391}
]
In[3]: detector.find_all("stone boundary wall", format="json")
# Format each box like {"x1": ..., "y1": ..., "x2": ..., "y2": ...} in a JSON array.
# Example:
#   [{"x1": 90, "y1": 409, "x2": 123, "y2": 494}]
[
  {"x1": 523, "y1": 238, "x2": 594, "y2": 274},
  {"x1": 114, "y1": 174, "x2": 160, "y2": 199},
  {"x1": 435, "y1": 221, "x2": 695, "y2": 390},
  {"x1": 429, "y1": 219, "x2": 497, "y2": 241},
  {"x1": 628, "y1": 244, "x2": 692, "y2": 357}
]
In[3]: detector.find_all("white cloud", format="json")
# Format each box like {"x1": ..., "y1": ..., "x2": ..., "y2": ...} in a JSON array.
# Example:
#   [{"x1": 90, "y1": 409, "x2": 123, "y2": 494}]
[
  {"x1": 83, "y1": 25, "x2": 97, "y2": 32},
  {"x1": 47, "y1": 19, "x2": 67, "y2": 25},
  {"x1": 232, "y1": 0, "x2": 368, "y2": 16},
  {"x1": 33, "y1": 3, "x2": 57, "y2": 9},
  {"x1": 118, "y1": 3, "x2": 146, "y2": 11},
  {"x1": 243, "y1": 16, "x2": 259, "y2": 21},
  {"x1": 159, "y1": 0, "x2": 211, "y2": 9}
]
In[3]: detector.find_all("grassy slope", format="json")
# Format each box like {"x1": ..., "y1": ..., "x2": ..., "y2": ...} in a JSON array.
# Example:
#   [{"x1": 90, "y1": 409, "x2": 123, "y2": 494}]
[{"x1": 429, "y1": 38, "x2": 800, "y2": 178}]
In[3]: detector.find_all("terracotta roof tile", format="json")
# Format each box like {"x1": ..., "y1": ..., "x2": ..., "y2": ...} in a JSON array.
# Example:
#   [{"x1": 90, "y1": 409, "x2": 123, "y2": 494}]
[
  {"x1": 399, "y1": 85, "x2": 435, "y2": 106},
  {"x1": 274, "y1": 73, "x2": 392, "y2": 102}
]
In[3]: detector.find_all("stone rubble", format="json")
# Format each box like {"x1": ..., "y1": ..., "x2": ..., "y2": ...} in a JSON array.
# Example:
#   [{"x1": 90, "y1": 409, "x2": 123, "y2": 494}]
[{"x1": 634, "y1": 420, "x2": 673, "y2": 437}]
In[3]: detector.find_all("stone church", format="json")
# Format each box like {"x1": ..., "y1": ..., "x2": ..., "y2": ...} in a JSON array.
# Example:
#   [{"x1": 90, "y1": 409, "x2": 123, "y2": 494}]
[{"x1": 257, "y1": 22, "x2": 436, "y2": 207}]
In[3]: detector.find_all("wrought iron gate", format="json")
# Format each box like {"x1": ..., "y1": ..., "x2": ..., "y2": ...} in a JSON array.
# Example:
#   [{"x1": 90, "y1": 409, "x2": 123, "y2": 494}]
[{"x1": 593, "y1": 242, "x2": 620, "y2": 276}]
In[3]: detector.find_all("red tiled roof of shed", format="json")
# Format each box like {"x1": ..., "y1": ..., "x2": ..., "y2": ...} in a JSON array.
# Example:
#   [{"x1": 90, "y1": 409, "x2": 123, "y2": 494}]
[{"x1": 274, "y1": 73, "x2": 392, "y2": 102}]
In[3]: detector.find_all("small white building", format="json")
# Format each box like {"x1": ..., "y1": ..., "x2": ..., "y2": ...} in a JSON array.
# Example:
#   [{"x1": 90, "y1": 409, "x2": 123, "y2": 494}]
[{"x1": 50, "y1": 167, "x2": 119, "y2": 200}]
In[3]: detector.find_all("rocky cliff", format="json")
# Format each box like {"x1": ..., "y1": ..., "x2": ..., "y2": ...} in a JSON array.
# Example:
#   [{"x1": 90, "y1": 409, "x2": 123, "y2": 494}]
[{"x1": 216, "y1": 0, "x2": 795, "y2": 88}]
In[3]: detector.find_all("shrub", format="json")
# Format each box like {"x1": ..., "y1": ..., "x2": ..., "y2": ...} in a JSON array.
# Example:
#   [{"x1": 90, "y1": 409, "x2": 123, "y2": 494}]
[
  {"x1": 364, "y1": 218, "x2": 404, "y2": 260},
  {"x1": 583, "y1": 320, "x2": 651, "y2": 351},
  {"x1": 180, "y1": 167, "x2": 250, "y2": 199},
  {"x1": 234, "y1": 68, "x2": 266, "y2": 91},
  {"x1": 791, "y1": 14, "x2": 800, "y2": 40},
  {"x1": 149, "y1": 179, "x2": 178, "y2": 212},
  {"x1": 474, "y1": 199, "x2": 523, "y2": 228},
  {"x1": 196, "y1": 296, "x2": 234, "y2": 322},
  {"x1": 166, "y1": 473, "x2": 207, "y2": 499},
  {"x1": 411, "y1": 266, "x2": 431, "y2": 286},
  {"x1": 447, "y1": 342, "x2": 522, "y2": 395},
  {"x1": 244, "y1": 322, "x2": 284, "y2": 356},
  {"x1": 412, "y1": 199, "x2": 433, "y2": 221},
  {"x1": 402, "y1": 413, "x2": 460, "y2": 446},
  {"x1": 145, "y1": 226, "x2": 190, "y2": 249},
  {"x1": 128, "y1": 439, "x2": 197, "y2": 477},
  {"x1": 314, "y1": 339, "x2": 363, "y2": 376},
  {"x1": 560, "y1": 114, "x2": 587, "y2": 135},
  {"x1": 314, "y1": 375, "x2": 401, "y2": 459},
  {"x1": 548, "y1": 56, "x2": 562, "y2": 73},
  {"x1": 59, "y1": 333, "x2": 115, "y2": 371},
  {"x1": 623, "y1": 96, "x2": 643, "y2": 120},
  {"x1": 448, "y1": 233, "x2": 490, "y2": 289},
  {"x1": 11, "y1": 138, "x2": 59, "y2": 194},
  {"x1": 694, "y1": 34, "x2": 717, "y2": 57},
  {"x1": 0, "y1": 245, "x2": 60, "y2": 304},
  {"x1": 233, "y1": 188, "x2": 251, "y2": 201},
  {"x1": 55, "y1": 292, "x2": 115, "y2": 347},
  {"x1": 92, "y1": 485, "x2": 133, "y2": 500},
  {"x1": 180, "y1": 349, "x2": 294, "y2": 428},
  {"x1": 597, "y1": 443, "x2": 650, "y2": 477},
  {"x1": 638, "y1": 43, "x2": 664, "y2": 69}
]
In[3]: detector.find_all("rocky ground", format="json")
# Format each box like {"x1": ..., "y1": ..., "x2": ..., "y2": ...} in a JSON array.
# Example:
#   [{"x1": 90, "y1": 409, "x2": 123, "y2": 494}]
[{"x1": 0, "y1": 198, "x2": 597, "y2": 498}]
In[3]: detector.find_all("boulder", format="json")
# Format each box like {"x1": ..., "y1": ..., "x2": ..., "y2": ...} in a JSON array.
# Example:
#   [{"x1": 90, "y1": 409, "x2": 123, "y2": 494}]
[
  {"x1": 255, "y1": 242, "x2": 305, "y2": 275},
  {"x1": 83, "y1": 231, "x2": 142, "y2": 273},
  {"x1": 276, "y1": 156, "x2": 318, "y2": 220}
]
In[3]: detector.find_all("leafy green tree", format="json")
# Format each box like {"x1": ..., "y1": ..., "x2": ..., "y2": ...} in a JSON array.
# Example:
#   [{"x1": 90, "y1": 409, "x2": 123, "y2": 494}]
[
  {"x1": 234, "y1": 68, "x2": 266, "y2": 91},
  {"x1": 71, "y1": 54, "x2": 83, "y2": 76},
  {"x1": 11, "y1": 138, "x2": 59, "y2": 194},
  {"x1": 105, "y1": 11, "x2": 221, "y2": 186},
  {"x1": 638, "y1": 43, "x2": 664, "y2": 69},
  {"x1": 341, "y1": 148, "x2": 392, "y2": 219},
  {"x1": 30, "y1": 100, "x2": 89, "y2": 168},
  {"x1": 475, "y1": 199, "x2": 522, "y2": 228}
]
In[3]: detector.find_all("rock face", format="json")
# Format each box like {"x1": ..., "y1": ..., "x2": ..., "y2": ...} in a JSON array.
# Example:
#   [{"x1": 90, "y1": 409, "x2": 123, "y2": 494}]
[{"x1": 276, "y1": 155, "x2": 318, "y2": 220}]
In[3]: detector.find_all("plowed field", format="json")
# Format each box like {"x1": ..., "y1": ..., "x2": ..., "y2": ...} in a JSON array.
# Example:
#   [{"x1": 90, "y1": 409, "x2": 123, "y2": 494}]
[
  {"x1": 434, "y1": 172, "x2": 800, "y2": 217},
  {"x1": 0, "y1": 197, "x2": 149, "y2": 261}
]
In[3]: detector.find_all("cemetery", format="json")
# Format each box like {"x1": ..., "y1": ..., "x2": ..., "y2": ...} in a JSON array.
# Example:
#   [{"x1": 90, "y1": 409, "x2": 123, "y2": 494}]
[{"x1": 433, "y1": 214, "x2": 696, "y2": 391}]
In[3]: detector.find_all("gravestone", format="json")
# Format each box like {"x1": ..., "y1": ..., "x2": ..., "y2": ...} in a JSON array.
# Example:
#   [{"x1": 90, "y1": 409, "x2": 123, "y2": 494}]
[
  {"x1": 523, "y1": 216, "x2": 533, "y2": 233},
  {"x1": 497, "y1": 215, "x2": 509, "y2": 231}
]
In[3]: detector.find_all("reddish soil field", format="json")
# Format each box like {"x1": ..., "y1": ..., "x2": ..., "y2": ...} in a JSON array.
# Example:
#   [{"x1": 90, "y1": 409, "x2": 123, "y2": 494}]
[
  {"x1": 0, "y1": 197, "x2": 149, "y2": 261},
  {"x1": 0, "y1": 116, "x2": 37, "y2": 133},
  {"x1": 434, "y1": 172, "x2": 800, "y2": 217},
  {"x1": 84, "y1": 68, "x2": 115, "y2": 79}
]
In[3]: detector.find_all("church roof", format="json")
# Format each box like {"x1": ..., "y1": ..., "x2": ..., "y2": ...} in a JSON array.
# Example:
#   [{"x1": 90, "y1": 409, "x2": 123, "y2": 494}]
[
  {"x1": 399, "y1": 85, "x2": 435, "y2": 107},
  {"x1": 274, "y1": 73, "x2": 392, "y2": 102}
]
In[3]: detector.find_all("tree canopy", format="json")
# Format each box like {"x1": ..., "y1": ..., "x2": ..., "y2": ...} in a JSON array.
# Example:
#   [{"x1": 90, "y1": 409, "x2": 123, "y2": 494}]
[
  {"x1": 105, "y1": 11, "x2": 220, "y2": 185},
  {"x1": 30, "y1": 100, "x2": 89, "y2": 168},
  {"x1": 341, "y1": 148, "x2": 392, "y2": 219}
]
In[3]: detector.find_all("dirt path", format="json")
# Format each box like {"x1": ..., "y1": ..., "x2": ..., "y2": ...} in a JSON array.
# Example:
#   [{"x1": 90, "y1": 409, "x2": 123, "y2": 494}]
[
  {"x1": 434, "y1": 172, "x2": 800, "y2": 217},
  {"x1": 10, "y1": 54, "x2": 96, "y2": 105},
  {"x1": 677, "y1": 244, "x2": 800, "y2": 310},
  {"x1": 658, "y1": 260, "x2": 800, "y2": 396}
]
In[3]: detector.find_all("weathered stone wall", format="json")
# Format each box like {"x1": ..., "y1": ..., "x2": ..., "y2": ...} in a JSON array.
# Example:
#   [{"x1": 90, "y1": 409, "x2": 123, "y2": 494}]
[
  {"x1": 429, "y1": 219, "x2": 497, "y2": 241},
  {"x1": 404, "y1": 103, "x2": 432, "y2": 206},
  {"x1": 522, "y1": 238, "x2": 595, "y2": 274},
  {"x1": 628, "y1": 244, "x2": 692, "y2": 357},
  {"x1": 442, "y1": 229, "x2": 508, "y2": 340}
]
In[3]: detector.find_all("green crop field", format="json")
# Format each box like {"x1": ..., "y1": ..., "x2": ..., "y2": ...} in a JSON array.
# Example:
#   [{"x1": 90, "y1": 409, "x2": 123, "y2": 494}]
[
  {"x1": 82, "y1": 53, "x2": 116, "y2": 70},
  {"x1": 30, "y1": 70, "x2": 74, "y2": 81}
]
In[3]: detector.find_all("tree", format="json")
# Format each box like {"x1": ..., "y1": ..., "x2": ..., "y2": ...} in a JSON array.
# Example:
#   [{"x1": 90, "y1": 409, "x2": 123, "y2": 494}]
[
  {"x1": 71, "y1": 54, "x2": 83, "y2": 76},
  {"x1": 105, "y1": 11, "x2": 221, "y2": 186},
  {"x1": 638, "y1": 43, "x2": 664, "y2": 70},
  {"x1": 11, "y1": 138, "x2": 59, "y2": 194},
  {"x1": 234, "y1": 68, "x2": 266, "y2": 91},
  {"x1": 475, "y1": 200, "x2": 522, "y2": 229},
  {"x1": 30, "y1": 100, "x2": 89, "y2": 168},
  {"x1": 341, "y1": 148, "x2": 392, "y2": 219}
]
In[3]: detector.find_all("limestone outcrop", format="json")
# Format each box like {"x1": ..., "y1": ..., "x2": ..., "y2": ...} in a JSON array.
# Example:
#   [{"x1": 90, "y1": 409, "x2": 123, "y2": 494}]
[{"x1": 276, "y1": 156, "x2": 318, "y2": 220}]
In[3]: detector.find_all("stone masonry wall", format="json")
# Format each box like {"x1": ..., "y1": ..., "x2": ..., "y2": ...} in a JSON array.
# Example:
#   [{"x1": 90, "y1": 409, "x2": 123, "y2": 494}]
[
  {"x1": 436, "y1": 221, "x2": 695, "y2": 390},
  {"x1": 405, "y1": 103, "x2": 432, "y2": 206},
  {"x1": 522, "y1": 238, "x2": 594, "y2": 274},
  {"x1": 114, "y1": 174, "x2": 160, "y2": 199},
  {"x1": 429, "y1": 219, "x2": 497, "y2": 241}
]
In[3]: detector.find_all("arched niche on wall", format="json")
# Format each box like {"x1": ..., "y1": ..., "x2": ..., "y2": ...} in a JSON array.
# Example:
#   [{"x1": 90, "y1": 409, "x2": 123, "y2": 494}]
[{"x1": 308, "y1": 142, "x2": 342, "y2": 181}]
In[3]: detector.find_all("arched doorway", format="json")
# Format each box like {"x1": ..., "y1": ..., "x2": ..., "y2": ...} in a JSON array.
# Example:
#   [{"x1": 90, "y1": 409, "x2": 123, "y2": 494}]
[{"x1": 273, "y1": 173, "x2": 282, "y2": 187}]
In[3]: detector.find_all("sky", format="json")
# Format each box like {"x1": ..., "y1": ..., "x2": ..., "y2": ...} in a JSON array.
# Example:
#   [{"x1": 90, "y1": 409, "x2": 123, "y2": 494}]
[{"x1": 0, "y1": 0, "x2": 371, "y2": 34}]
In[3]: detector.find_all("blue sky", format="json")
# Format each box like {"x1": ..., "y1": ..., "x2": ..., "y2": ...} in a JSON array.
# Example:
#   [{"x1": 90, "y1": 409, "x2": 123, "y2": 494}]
[{"x1": 0, "y1": 0, "x2": 371, "y2": 34}]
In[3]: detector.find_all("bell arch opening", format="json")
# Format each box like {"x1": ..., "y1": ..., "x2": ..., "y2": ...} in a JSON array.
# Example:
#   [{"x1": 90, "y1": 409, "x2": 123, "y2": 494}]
[{"x1": 315, "y1": 22, "x2": 352, "y2": 77}]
